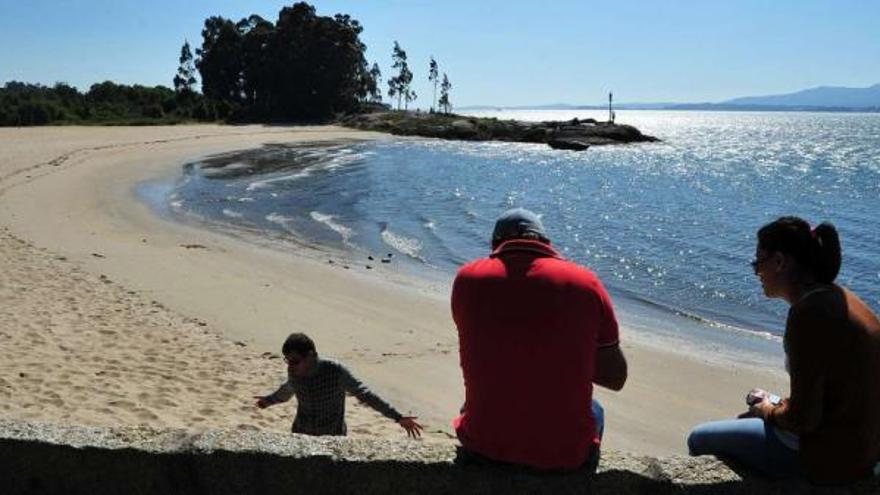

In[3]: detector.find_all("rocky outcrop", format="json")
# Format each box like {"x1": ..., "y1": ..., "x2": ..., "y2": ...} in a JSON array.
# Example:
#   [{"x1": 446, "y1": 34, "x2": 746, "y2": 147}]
[
  {"x1": 2, "y1": 419, "x2": 877, "y2": 494},
  {"x1": 340, "y1": 112, "x2": 659, "y2": 150}
]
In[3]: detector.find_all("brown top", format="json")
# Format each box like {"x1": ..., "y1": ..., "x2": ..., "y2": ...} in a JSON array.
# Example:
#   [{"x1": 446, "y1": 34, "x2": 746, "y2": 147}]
[{"x1": 768, "y1": 284, "x2": 880, "y2": 484}]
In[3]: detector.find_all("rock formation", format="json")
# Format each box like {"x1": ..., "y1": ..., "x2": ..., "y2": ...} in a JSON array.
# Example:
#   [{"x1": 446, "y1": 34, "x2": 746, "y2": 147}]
[{"x1": 340, "y1": 112, "x2": 659, "y2": 150}]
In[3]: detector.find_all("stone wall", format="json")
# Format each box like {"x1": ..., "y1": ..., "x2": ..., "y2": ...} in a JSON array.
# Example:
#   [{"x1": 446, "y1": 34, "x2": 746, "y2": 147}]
[{"x1": 0, "y1": 419, "x2": 875, "y2": 494}]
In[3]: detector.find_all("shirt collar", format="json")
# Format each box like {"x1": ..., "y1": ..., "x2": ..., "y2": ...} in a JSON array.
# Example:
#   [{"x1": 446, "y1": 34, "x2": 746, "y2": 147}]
[{"x1": 490, "y1": 239, "x2": 562, "y2": 259}]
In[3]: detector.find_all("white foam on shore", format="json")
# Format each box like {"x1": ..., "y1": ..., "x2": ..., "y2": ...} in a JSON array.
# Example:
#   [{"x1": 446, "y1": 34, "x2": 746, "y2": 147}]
[
  {"x1": 243, "y1": 150, "x2": 366, "y2": 192},
  {"x1": 309, "y1": 211, "x2": 354, "y2": 243},
  {"x1": 321, "y1": 152, "x2": 363, "y2": 171},
  {"x1": 266, "y1": 213, "x2": 295, "y2": 227},
  {"x1": 381, "y1": 227, "x2": 425, "y2": 262},
  {"x1": 201, "y1": 161, "x2": 251, "y2": 177},
  {"x1": 223, "y1": 161, "x2": 251, "y2": 171},
  {"x1": 222, "y1": 209, "x2": 243, "y2": 219},
  {"x1": 246, "y1": 171, "x2": 311, "y2": 191}
]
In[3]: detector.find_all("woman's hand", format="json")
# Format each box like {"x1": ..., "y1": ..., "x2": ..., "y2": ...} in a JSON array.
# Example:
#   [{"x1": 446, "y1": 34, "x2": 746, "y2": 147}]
[
  {"x1": 253, "y1": 395, "x2": 272, "y2": 409},
  {"x1": 749, "y1": 396, "x2": 775, "y2": 420},
  {"x1": 398, "y1": 417, "x2": 424, "y2": 438}
]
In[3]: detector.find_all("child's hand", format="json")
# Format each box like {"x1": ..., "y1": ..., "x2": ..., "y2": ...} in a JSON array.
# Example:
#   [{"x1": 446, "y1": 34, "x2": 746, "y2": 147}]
[
  {"x1": 398, "y1": 417, "x2": 423, "y2": 438},
  {"x1": 253, "y1": 395, "x2": 271, "y2": 409}
]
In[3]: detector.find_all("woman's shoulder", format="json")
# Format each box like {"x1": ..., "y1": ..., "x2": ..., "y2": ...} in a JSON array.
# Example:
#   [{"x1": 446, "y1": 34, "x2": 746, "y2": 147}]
[
  {"x1": 790, "y1": 284, "x2": 880, "y2": 333},
  {"x1": 840, "y1": 287, "x2": 880, "y2": 333},
  {"x1": 789, "y1": 284, "x2": 845, "y2": 321}
]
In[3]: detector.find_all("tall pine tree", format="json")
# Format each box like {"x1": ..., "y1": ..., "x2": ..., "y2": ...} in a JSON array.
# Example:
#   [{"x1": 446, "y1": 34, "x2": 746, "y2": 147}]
[
  {"x1": 368, "y1": 63, "x2": 383, "y2": 103},
  {"x1": 438, "y1": 73, "x2": 452, "y2": 114},
  {"x1": 428, "y1": 57, "x2": 439, "y2": 113},
  {"x1": 173, "y1": 40, "x2": 197, "y2": 95},
  {"x1": 388, "y1": 41, "x2": 412, "y2": 111}
]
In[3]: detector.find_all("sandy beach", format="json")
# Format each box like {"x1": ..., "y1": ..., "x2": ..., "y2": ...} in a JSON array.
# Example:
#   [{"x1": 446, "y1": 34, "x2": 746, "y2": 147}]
[{"x1": 0, "y1": 125, "x2": 787, "y2": 456}]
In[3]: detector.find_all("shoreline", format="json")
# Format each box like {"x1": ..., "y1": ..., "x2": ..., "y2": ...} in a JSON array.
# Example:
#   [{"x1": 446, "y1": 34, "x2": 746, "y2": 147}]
[
  {"x1": 151, "y1": 138, "x2": 786, "y2": 370},
  {"x1": 0, "y1": 125, "x2": 787, "y2": 456}
]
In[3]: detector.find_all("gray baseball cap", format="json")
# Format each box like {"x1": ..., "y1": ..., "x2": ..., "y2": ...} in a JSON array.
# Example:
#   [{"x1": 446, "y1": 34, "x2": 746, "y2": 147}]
[{"x1": 492, "y1": 208, "x2": 549, "y2": 244}]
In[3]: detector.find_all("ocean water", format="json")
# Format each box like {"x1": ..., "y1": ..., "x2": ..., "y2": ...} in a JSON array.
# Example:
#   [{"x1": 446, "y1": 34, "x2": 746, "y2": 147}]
[{"x1": 151, "y1": 110, "x2": 880, "y2": 364}]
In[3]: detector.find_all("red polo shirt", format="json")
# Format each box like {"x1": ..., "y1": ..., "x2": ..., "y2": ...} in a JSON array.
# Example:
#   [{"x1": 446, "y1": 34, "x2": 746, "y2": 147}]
[{"x1": 451, "y1": 239, "x2": 619, "y2": 470}]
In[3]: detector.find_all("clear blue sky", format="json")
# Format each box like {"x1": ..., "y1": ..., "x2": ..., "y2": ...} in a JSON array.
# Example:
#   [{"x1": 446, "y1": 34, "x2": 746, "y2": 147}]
[{"x1": 2, "y1": 0, "x2": 878, "y2": 107}]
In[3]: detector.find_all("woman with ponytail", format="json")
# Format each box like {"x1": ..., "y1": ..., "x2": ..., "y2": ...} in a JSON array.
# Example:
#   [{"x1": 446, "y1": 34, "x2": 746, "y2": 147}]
[{"x1": 688, "y1": 216, "x2": 880, "y2": 484}]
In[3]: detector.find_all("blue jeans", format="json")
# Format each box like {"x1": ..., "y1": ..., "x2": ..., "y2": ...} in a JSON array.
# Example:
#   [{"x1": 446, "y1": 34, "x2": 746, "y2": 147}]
[
  {"x1": 688, "y1": 418, "x2": 803, "y2": 479},
  {"x1": 584, "y1": 399, "x2": 605, "y2": 473}
]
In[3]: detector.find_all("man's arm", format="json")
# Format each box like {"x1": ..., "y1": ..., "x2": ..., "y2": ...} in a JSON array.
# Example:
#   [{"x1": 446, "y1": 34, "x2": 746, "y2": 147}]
[
  {"x1": 591, "y1": 278, "x2": 627, "y2": 391},
  {"x1": 594, "y1": 344, "x2": 628, "y2": 391}
]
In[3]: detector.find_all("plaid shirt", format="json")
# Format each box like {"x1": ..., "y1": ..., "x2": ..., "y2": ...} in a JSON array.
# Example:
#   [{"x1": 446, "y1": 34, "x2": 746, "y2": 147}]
[{"x1": 265, "y1": 358, "x2": 403, "y2": 435}]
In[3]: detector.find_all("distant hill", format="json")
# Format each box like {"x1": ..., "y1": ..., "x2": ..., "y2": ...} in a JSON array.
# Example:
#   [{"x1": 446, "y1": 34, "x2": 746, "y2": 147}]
[
  {"x1": 460, "y1": 83, "x2": 880, "y2": 113},
  {"x1": 459, "y1": 102, "x2": 674, "y2": 111},
  {"x1": 722, "y1": 83, "x2": 880, "y2": 108}
]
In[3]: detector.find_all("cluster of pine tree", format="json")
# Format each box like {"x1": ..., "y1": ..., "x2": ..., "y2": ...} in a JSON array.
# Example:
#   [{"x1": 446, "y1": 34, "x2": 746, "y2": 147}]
[
  {"x1": 195, "y1": 2, "x2": 377, "y2": 122},
  {"x1": 383, "y1": 44, "x2": 453, "y2": 114}
]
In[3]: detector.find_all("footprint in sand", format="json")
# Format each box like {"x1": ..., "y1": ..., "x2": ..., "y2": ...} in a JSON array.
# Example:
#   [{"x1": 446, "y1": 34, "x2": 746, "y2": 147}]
[
  {"x1": 154, "y1": 398, "x2": 177, "y2": 408},
  {"x1": 134, "y1": 408, "x2": 159, "y2": 421}
]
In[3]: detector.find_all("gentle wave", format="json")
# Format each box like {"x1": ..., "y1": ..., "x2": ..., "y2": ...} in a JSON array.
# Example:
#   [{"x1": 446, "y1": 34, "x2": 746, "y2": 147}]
[
  {"x1": 380, "y1": 223, "x2": 425, "y2": 262},
  {"x1": 266, "y1": 212, "x2": 295, "y2": 227},
  {"x1": 222, "y1": 208, "x2": 243, "y2": 219},
  {"x1": 244, "y1": 150, "x2": 367, "y2": 191},
  {"x1": 309, "y1": 211, "x2": 354, "y2": 243},
  {"x1": 202, "y1": 161, "x2": 251, "y2": 177},
  {"x1": 246, "y1": 171, "x2": 312, "y2": 191},
  {"x1": 626, "y1": 291, "x2": 783, "y2": 344}
]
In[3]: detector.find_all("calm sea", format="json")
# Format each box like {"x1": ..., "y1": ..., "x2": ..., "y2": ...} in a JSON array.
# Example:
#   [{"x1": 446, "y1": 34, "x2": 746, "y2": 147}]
[{"x1": 147, "y1": 110, "x2": 880, "y2": 364}]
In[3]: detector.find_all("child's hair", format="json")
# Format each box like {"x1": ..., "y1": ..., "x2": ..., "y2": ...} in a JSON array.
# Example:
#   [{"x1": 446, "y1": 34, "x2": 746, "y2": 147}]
[
  {"x1": 282, "y1": 332, "x2": 316, "y2": 357},
  {"x1": 757, "y1": 216, "x2": 842, "y2": 283}
]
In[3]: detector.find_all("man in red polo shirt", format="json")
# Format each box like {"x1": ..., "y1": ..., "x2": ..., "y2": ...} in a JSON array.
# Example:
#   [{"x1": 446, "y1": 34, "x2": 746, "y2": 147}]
[{"x1": 452, "y1": 208, "x2": 628, "y2": 472}]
